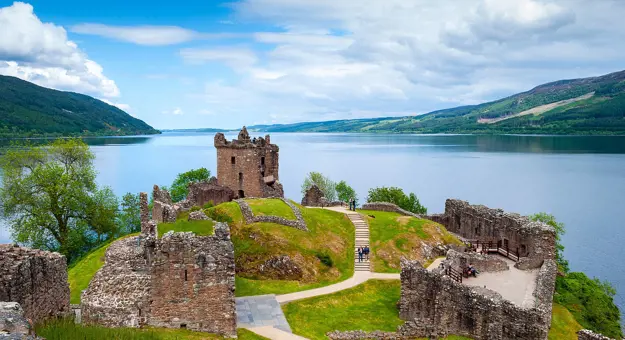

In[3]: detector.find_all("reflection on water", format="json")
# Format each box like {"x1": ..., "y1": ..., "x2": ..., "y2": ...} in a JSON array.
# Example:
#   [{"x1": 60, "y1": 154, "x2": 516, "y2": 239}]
[{"x1": 1, "y1": 132, "x2": 625, "y2": 317}]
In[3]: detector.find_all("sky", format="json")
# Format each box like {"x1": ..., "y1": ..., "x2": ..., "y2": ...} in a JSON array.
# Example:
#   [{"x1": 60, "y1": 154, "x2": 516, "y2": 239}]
[{"x1": 1, "y1": 0, "x2": 625, "y2": 129}]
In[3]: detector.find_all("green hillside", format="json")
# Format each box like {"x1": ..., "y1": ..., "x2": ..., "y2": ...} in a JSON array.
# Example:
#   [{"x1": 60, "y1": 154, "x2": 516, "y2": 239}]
[
  {"x1": 0, "y1": 75, "x2": 159, "y2": 137},
  {"x1": 248, "y1": 69, "x2": 625, "y2": 135}
]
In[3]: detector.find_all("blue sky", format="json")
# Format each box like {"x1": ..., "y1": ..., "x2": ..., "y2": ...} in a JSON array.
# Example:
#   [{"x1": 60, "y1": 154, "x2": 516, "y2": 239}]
[{"x1": 1, "y1": 0, "x2": 625, "y2": 129}]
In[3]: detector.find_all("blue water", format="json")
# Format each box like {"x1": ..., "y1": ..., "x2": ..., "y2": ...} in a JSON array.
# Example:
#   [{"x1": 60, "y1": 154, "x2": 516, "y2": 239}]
[{"x1": 2, "y1": 132, "x2": 625, "y2": 314}]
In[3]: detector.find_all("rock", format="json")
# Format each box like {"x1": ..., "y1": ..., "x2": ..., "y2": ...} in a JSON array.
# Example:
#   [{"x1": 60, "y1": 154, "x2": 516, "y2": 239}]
[
  {"x1": 258, "y1": 255, "x2": 303, "y2": 280},
  {"x1": 188, "y1": 210, "x2": 209, "y2": 221}
]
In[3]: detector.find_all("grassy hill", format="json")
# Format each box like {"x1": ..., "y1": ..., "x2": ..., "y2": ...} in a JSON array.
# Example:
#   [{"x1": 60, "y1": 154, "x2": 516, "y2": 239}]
[
  {"x1": 248, "y1": 69, "x2": 625, "y2": 135},
  {"x1": 0, "y1": 75, "x2": 159, "y2": 137},
  {"x1": 68, "y1": 199, "x2": 354, "y2": 301}
]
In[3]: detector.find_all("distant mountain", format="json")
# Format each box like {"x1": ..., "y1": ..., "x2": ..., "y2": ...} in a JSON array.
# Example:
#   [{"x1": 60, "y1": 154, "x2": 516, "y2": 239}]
[
  {"x1": 0, "y1": 75, "x2": 159, "y2": 138},
  {"x1": 248, "y1": 70, "x2": 625, "y2": 135}
]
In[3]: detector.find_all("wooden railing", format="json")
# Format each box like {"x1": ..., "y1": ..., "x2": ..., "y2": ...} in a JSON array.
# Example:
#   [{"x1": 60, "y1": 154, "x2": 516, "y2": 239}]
[
  {"x1": 445, "y1": 265, "x2": 463, "y2": 283},
  {"x1": 466, "y1": 240, "x2": 523, "y2": 262}
]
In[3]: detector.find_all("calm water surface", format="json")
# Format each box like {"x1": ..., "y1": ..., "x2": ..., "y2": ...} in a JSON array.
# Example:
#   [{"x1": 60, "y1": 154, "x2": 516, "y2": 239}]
[{"x1": 2, "y1": 132, "x2": 625, "y2": 313}]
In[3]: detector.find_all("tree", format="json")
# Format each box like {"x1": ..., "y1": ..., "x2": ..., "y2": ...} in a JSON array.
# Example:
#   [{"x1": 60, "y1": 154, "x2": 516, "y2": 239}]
[
  {"x1": 301, "y1": 172, "x2": 337, "y2": 201},
  {"x1": 366, "y1": 186, "x2": 427, "y2": 214},
  {"x1": 118, "y1": 192, "x2": 141, "y2": 234},
  {"x1": 529, "y1": 212, "x2": 569, "y2": 273},
  {"x1": 169, "y1": 167, "x2": 211, "y2": 202},
  {"x1": 0, "y1": 139, "x2": 113, "y2": 262},
  {"x1": 336, "y1": 181, "x2": 357, "y2": 205},
  {"x1": 86, "y1": 186, "x2": 120, "y2": 243}
]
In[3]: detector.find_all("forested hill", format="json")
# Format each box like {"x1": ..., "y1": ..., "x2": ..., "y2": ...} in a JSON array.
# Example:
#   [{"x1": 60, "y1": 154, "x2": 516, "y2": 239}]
[
  {"x1": 0, "y1": 75, "x2": 159, "y2": 138},
  {"x1": 248, "y1": 69, "x2": 625, "y2": 135}
]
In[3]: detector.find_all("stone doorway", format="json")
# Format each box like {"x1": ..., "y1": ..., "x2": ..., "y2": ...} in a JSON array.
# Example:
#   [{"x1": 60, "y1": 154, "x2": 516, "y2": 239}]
[{"x1": 239, "y1": 190, "x2": 245, "y2": 198}]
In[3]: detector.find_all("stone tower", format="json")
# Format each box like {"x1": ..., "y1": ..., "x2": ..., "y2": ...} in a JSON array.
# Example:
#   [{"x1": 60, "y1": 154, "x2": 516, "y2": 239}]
[{"x1": 214, "y1": 127, "x2": 284, "y2": 198}]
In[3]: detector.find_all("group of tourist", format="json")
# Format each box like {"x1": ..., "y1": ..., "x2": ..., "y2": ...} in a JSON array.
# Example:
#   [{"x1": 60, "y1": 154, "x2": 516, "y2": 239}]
[
  {"x1": 348, "y1": 197, "x2": 356, "y2": 211},
  {"x1": 357, "y1": 246, "x2": 370, "y2": 262}
]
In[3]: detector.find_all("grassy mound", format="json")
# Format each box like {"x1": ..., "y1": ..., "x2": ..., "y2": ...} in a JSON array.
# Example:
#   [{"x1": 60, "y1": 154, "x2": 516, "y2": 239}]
[
  {"x1": 68, "y1": 233, "x2": 138, "y2": 304},
  {"x1": 548, "y1": 303, "x2": 582, "y2": 340},
  {"x1": 36, "y1": 318, "x2": 268, "y2": 340},
  {"x1": 158, "y1": 219, "x2": 214, "y2": 238},
  {"x1": 360, "y1": 210, "x2": 462, "y2": 273},
  {"x1": 247, "y1": 198, "x2": 296, "y2": 220},
  {"x1": 216, "y1": 201, "x2": 354, "y2": 296}
]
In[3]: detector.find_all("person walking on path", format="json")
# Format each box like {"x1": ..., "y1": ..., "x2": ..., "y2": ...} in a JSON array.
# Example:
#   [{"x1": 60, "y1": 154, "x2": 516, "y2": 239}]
[
  {"x1": 348, "y1": 197, "x2": 354, "y2": 211},
  {"x1": 364, "y1": 245, "x2": 370, "y2": 261},
  {"x1": 357, "y1": 247, "x2": 363, "y2": 262}
]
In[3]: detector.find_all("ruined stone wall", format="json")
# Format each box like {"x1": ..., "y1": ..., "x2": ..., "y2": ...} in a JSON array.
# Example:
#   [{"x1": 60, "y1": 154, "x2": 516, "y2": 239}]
[
  {"x1": 432, "y1": 199, "x2": 556, "y2": 269},
  {"x1": 398, "y1": 259, "x2": 553, "y2": 340},
  {"x1": 236, "y1": 199, "x2": 308, "y2": 231},
  {"x1": 187, "y1": 177, "x2": 236, "y2": 207},
  {"x1": 1, "y1": 302, "x2": 32, "y2": 336},
  {"x1": 214, "y1": 128, "x2": 282, "y2": 199},
  {"x1": 81, "y1": 236, "x2": 152, "y2": 328},
  {"x1": 0, "y1": 245, "x2": 69, "y2": 324},
  {"x1": 301, "y1": 185, "x2": 325, "y2": 207},
  {"x1": 361, "y1": 202, "x2": 423, "y2": 219},
  {"x1": 577, "y1": 329, "x2": 615, "y2": 340},
  {"x1": 149, "y1": 224, "x2": 236, "y2": 337}
]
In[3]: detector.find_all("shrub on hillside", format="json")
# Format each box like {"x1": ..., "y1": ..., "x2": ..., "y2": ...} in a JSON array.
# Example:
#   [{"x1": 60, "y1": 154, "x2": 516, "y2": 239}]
[
  {"x1": 168, "y1": 167, "x2": 211, "y2": 202},
  {"x1": 336, "y1": 180, "x2": 358, "y2": 205},
  {"x1": 366, "y1": 186, "x2": 427, "y2": 215}
]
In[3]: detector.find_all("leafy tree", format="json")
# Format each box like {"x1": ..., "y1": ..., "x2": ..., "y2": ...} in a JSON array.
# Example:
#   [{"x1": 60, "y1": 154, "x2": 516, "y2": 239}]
[
  {"x1": 169, "y1": 168, "x2": 211, "y2": 202},
  {"x1": 529, "y1": 212, "x2": 569, "y2": 273},
  {"x1": 366, "y1": 186, "x2": 427, "y2": 214},
  {"x1": 118, "y1": 193, "x2": 141, "y2": 233},
  {"x1": 301, "y1": 172, "x2": 337, "y2": 201},
  {"x1": 554, "y1": 272, "x2": 622, "y2": 338},
  {"x1": 85, "y1": 186, "x2": 120, "y2": 243},
  {"x1": 336, "y1": 181, "x2": 357, "y2": 205},
  {"x1": 0, "y1": 139, "x2": 114, "y2": 262}
]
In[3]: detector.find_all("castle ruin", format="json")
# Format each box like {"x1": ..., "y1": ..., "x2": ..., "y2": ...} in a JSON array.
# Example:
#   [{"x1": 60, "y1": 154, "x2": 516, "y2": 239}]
[{"x1": 214, "y1": 127, "x2": 283, "y2": 199}]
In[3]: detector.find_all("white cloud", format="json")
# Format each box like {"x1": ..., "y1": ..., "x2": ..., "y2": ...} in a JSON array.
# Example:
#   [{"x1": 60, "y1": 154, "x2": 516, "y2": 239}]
[
  {"x1": 71, "y1": 23, "x2": 243, "y2": 46},
  {"x1": 162, "y1": 108, "x2": 184, "y2": 115},
  {"x1": 100, "y1": 98, "x2": 131, "y2": 113},
  {"x1": 195, "y1": 0, "x2": 625, "y2": 124},
  {"x1": 0, "y1": 2, "x2": 119, "y2": 97},
  {"x1": 180, "y1": 47, "x2": 258, "y2": 69}
]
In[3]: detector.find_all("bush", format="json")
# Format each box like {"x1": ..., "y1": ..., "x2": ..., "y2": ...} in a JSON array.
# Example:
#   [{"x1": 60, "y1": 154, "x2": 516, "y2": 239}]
[
  {"x1": 316, "y1": 252, "x2": 333, "y2": 267},
  {"x1": 366, "y1": 186, "x2": 427, "y2": 214},
  {"x1": 202, "y1": 201, "x2": 215, "y2": 209},
  {"x1": 189, "y1": 206, "x2": 201, "y2": 212},
  {"x1": 554, "y1": 272, "x2": 622, "y2": 338},
  {"x1": 205, "y1": 206, "x2": 233, "y2": 224},
  {"x1": 169, "y1": 168, "x2": 211, "y2": 202},
  {"x1": 336, "y1": 180, "x2": 357, "y2": 205}
]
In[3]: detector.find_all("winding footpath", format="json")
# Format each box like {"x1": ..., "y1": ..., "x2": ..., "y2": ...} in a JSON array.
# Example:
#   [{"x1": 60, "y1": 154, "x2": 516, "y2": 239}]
[{"x1": 240, "y1": 206, "x2": 399, "y2": 340}]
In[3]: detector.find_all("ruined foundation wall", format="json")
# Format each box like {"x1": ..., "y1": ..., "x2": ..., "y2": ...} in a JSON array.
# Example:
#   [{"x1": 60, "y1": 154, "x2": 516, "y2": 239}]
[
  {"x1": 361, "y1": 202, "x2": 423, "y2": 219},
  {"x1": 398, "y1": 260, "x2": 552, "y2": 340},
  {"x1": 444, "y1": 249, "x2": 509, "y2": 273},
  {"x1": 434, "y1": 199, "x2": 556, "y2": 269},
  {"x1": 80, "y1": 237, "x2": 152, "y2": 328},
  {"x1": 149, "y1": 223, "x2": 236, "y2": 337},
  {"x1": 577, "y1": 329, "x2": 615, "y2": 340},
  {"x1": 0, "y1": 245, "x2": 69, "y2": 324},
  {"x1": 187, "y1": 177, "x2": 236, "y2": 207}
]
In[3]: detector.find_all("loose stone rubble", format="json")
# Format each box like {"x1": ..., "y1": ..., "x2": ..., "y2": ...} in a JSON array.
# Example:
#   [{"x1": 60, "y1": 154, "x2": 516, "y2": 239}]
[
  {"x1": 0, "y1": 302, "x2": 32, "y2": 337},
  {"x1": 214, "y1": 127, "x2": 284, "y2": 199},
  {"x1": 81, "y1": 191, "x2": 237, "y2": 337},
  {"x1": 0, "y1": 245, "x2": 70, "y2": 325},
  {"x1": 577, "y1": 329, "x2": 615, "y2": 340}
]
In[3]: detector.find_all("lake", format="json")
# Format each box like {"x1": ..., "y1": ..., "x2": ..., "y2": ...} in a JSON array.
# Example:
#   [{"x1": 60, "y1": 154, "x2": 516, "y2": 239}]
[{"x1": 2, "y1": 132, "x2": 625, "y2": 313}]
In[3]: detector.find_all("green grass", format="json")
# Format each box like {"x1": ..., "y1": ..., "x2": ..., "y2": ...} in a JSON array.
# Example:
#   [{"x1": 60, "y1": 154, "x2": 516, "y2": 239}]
[
  {"x1": 158, "y1": 219, "x2": 215, "y2": 238},
  {"x1": 246, "y1": 198, "x2": 296, "y2": 220},
  {"x1": 283, "y1": 280, "x2": 403, "y2": 340},
  {"x1": 548, "y1": 303, "x2": 583, "y2": 340},
  {"x1": 68, "y1": 233, "x2": 138, "y2": 304},
  {"x1": 36, "y1": 318, "x2": 264, "y2": 339},
  {"x1": 232, "y1": 205, "x2": 354, "y2": 296},
  {"x1": 360, "y1": 210, "x2": 461, "y2": 273}
]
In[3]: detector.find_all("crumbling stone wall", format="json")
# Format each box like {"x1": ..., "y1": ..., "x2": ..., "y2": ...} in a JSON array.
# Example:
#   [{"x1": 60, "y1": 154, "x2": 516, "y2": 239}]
[
  {"x1": 214, "y1": 127, "x2": 284, "y2": 199},
  {"x1": 1, "y1": 302, "x2": 32, "y2": 336},
  {"x1": 152, "y1": 185, "x2": 179, "y2": 223},
  {"x1": 187, "y1": 177, "x2": 236, "y2": 207},
  {"x1": 149, "y1": 225, "x2": 236, "y2": 336},
  {"x1": 301, "y1": 185, "x2": 325, "y2": 207},
  {"x1": 236, "y1": 198, "x2": 308, "y2": 231},
  {"x1": 326, "y1": 330, "x2": 404, "y2": 339},
  {"x1": 577, "y1": 329, "x2": 615, "y2": 340},
  {"x1": 398, "y1": 259, "x2": 556, "y2": 340},
  {"x1": 82, "y1": 192, "x2": 237, "y2": 337},
  {"x1": 0, "y1": 245, "x2": 69, "y2": 324},
  {"x1": 81, "y1": 236, "x2": 152, "y2": 328},
  {"x1": 361, "y1": 202, "x2": 423, "y2": 218},
  {"x1": 429, "y1": 199, "x2": 556, "y2": 269}
]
